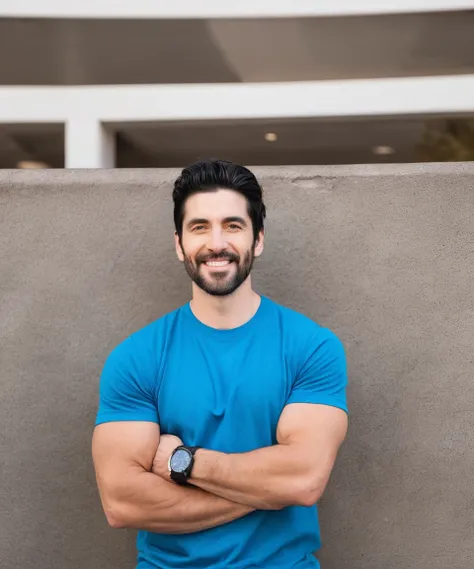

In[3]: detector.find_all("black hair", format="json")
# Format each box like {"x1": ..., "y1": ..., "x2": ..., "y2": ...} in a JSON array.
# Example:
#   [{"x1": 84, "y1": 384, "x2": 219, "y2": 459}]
[{"x1": 172, "y1": 159, "x2": 266, "y2": 241}]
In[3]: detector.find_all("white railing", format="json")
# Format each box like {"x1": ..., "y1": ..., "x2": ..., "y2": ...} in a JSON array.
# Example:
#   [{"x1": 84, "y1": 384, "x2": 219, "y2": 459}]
[
  {"x1": 2, "y1": 0, "x2": 474, "y2": 18},
  {"x1": 2, "y1": 75, "x2": 474, "y2": 167}
]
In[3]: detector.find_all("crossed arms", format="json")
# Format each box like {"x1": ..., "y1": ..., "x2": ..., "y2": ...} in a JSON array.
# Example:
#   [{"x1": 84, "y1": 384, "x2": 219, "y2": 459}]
[
  {"x1": 92, "y1": 421, "x2": 253, "y2": 534},
  {"x1": 92, "y1": 403, "x2": 347, "y2": 534}
]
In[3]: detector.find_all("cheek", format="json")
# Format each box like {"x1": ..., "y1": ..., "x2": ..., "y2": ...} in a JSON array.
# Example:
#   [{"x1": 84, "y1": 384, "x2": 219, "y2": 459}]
[
  {"x1": 231, "y1": 233, "x2": 254, "y2": 251},
  {"x1": 181, "y1": 237, "x2": 204, "y2": 260}
]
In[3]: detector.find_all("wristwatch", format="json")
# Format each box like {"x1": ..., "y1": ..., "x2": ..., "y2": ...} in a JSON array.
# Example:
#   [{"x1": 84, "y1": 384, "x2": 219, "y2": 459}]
[{"x1": 168, "y1": 445, "x2": 200, "y2": 485}]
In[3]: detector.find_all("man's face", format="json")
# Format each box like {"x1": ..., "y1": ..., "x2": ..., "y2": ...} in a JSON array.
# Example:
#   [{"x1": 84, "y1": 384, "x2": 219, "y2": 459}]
[{"x1": 175, "y1": 189, "x2": 264, "y2": 296}]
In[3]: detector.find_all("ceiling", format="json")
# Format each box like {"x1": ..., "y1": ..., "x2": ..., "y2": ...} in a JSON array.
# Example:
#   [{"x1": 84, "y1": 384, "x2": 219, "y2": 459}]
[
  {"x1": 1, "y1": 11, "x2": 474, "y2": 85},
  {"x1": 116, "y1": 115, "x2": 464, "y2": 167},
  {"x1": 1, "y1": 115, "x2": 472, "y2": 169},
  {"x1": 0, "y1": 124, "x2": 64, "y2": 168}
]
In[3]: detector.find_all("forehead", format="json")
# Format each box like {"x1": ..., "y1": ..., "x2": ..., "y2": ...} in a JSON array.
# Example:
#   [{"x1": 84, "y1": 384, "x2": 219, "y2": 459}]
[{"x1": 183, "y1": 189, "x2": 249, "y2": 221}]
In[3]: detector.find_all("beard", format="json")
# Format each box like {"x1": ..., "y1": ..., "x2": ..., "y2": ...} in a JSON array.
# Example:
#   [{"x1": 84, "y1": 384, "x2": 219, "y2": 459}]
[{"x1": 182, "y1": 247, "x2": 255, "y2": 296}]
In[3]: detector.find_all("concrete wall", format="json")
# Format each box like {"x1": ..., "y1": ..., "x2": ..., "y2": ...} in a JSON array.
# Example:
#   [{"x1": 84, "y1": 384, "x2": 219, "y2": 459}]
[{"x1": 1, "y1": 164, "x2": 473, "y2": 569}]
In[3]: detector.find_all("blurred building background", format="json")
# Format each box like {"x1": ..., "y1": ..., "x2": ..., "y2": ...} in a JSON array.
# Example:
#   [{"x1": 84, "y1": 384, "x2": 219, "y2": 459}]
[{"x1": 1, "y1": 1, "x2": 474, "y2": 169}]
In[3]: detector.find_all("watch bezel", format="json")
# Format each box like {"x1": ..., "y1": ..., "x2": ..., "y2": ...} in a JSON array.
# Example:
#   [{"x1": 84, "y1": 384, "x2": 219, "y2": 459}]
[
  {"x1": 168, "y1": 445, "x2": 200, "y2": 485},
  {"x1": 168, "y1": 446, "x2": 193, "y2": 474}
]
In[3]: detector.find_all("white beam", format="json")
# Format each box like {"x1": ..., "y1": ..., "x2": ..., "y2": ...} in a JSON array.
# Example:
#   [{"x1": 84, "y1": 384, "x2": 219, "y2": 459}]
[
  {"x1": 65, "y1": 119, "x2": 115, "y2": 168},
  {"x1": 2, "y1": 0, "x2": 474, "y2": 19},
  {"x1": 1, "y1": 76, "x2": 474, "y2": 125}
]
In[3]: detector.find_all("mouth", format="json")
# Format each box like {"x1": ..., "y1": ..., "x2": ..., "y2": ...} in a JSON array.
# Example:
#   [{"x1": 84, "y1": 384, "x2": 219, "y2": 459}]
[{"x1": 204, "y1": 260, "x2": 232, "y2": 267}]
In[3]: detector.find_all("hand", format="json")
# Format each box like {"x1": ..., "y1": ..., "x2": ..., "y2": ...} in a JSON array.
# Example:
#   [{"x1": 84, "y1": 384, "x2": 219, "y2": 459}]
[{"x1": 152, "y1": 434, "x2": 183, "y2": 479}]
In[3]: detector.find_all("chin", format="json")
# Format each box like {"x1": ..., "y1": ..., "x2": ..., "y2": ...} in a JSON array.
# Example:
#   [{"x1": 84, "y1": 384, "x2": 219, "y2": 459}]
[{"x1": 200, "y1": 280, "x2": 239, "y2": 297}]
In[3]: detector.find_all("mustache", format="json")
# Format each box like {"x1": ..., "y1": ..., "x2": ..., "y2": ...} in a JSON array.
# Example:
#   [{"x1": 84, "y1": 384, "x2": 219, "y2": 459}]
[{"x1": 196, "y1": 251, "x2": 240, "y2": 264}]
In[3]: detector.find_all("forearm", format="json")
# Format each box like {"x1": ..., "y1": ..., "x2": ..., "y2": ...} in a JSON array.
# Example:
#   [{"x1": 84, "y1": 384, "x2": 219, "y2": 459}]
[
  {"x1": 104, "y1": 467, "x2": 254, "y2": 533},
  {"x1": 189, "y1": 444, "x2": 317, "y2": 510}
]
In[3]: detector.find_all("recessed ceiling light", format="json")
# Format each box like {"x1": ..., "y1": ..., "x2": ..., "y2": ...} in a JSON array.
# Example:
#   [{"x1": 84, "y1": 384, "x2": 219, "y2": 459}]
[
  {"x1": 264, "y1": 132, "x2": 278, "y2": 143},
  {"x1": 372, "y1": 145, "x2": 395, "y2": 156}
]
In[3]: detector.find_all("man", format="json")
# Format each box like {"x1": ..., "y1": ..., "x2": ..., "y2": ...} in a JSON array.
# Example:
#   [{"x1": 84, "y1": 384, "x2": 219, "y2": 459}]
[{"x1": 92, "y1": 159, "x2": 348, "y2": 569}]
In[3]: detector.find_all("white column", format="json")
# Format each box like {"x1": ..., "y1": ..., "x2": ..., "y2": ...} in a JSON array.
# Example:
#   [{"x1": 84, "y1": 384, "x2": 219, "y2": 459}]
[{"x1": 65, "y1": 118, "x2": 115, "y2": 168}]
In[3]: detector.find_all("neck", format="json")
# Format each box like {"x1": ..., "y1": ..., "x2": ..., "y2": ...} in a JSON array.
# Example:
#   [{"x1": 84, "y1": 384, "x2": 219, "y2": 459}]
[{"x1": 189, "y1": 277, "x2": 261, "y2": 329}]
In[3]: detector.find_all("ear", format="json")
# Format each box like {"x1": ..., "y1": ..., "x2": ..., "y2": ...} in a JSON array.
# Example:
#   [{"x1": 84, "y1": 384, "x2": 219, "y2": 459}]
[
  {"x1": 174, "y1": 232, "x2": 185, "y2": 262},
  {"x1": 253, "y1": 229, "x2": 265, "y2": 258}
]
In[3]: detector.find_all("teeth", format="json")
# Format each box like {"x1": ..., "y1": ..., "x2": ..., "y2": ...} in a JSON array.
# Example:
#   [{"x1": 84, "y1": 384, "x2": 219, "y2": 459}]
[{"x1": 206, "y1": 260, "x2": 230, "y2": 267}]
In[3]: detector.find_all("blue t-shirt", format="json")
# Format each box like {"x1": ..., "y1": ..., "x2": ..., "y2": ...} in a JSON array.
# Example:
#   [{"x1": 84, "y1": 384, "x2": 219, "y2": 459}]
[{"x1": 96, "y1": 295, "x2": 348, "y2": 569}]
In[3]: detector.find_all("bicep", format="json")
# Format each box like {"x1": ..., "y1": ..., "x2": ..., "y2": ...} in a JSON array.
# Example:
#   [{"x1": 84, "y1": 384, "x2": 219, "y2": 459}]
[
  {"x1": 277, "y1": 403, "x2": 348, "y2": 483},
  {"x1": 279, "y1": 327, "x2": 348, "y2": 456},
  {"x1": 278, "y1": 403, "x2": 347, "y2": 444},
  {"x1": 92, "y1": 421, "x2": 160, "y2": 495},
  {"x1": 94, "y1": 337, "x2": 160, "y2": 483}
]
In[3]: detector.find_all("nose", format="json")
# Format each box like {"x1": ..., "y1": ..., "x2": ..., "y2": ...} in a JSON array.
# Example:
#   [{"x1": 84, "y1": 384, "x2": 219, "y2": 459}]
[{"x1": 208, "y1": 228, "x2": 227, "y2": 252}]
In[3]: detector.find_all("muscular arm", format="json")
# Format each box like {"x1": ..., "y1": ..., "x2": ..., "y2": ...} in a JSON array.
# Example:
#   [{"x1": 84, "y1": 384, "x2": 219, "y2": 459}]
[
  {"x1": 92, "y1": 421, "x2": 254, "y2": 534},
  {"x1": 189, "y1": 404, "x2": 348, "y2": 510}
]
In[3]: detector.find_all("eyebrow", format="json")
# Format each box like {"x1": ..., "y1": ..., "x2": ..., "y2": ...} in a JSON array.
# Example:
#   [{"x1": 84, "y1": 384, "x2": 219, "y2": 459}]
[
  {"x1": 223, "y1": 216, "x2": 247, "y2": 226},
  {"x1": 186, "y1": 218, "x2": 208, "y2": 229},
  {"x1": 186, "y1": 216, "x2": 248, "y2": 229}
]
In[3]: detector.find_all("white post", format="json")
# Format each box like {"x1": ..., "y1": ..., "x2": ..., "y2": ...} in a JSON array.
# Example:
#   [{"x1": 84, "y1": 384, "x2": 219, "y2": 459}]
[{"x1": 65, "y1": 118, "x2": 115, "y2": 168}]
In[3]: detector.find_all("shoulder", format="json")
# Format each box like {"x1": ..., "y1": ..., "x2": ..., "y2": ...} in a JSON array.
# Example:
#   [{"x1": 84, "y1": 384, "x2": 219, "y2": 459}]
[
  {"x1": 104, "y1": 304, "x2": 186, "y2": 367},
  {"x1": 264, "y1": 296, "x2": 342, "y2": 349},
  {"x1": 265, "y1": 300, "x2": 348, "y2": 410},
  {"x1": 99, "y1": 305, "x2": 187, "y2": 403},
  {"x1": 129, "y1": 305, "x2": 184, "y2": 347}
]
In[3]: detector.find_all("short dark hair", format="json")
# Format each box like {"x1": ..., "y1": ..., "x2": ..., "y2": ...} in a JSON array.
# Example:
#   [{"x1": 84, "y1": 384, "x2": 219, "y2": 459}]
[{"x1": 172, "y1": 159, "x2": 266, "y2": 240}]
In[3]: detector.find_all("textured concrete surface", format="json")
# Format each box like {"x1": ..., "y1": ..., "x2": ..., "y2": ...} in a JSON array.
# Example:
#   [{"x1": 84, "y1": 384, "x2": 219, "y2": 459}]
[{"x1": 1, "y1": 164, "x2": 473, "y2": 569}]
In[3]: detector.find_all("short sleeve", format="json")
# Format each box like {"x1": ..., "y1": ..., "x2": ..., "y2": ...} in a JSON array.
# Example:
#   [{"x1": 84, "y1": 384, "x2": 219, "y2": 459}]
[
  {"x1": 286, "y1": 329, "x2": 348, "y2": 413},
  {"x1": 95, "y1": 335, "x2": 159, "y2": 426}
]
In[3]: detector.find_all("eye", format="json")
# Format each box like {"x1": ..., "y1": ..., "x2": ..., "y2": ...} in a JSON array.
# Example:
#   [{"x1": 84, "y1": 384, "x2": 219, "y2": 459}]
[
  {"x1": 191, "y1": 224, "x2": 206, "y2": 232},
  {"x1": 227, "y1": 223, "x2": 243, "y2": 231}
]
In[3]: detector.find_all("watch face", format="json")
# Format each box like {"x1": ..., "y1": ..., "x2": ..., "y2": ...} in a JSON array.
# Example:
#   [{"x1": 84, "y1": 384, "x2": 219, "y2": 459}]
[{"x1": 170, "y1": 449, "x2": 191, "y2": 473}]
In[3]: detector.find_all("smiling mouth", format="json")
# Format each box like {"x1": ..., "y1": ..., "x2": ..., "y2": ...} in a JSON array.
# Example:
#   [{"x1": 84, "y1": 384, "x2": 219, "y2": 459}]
[{"x1": 204, "y1": 260, "x2": 232, "y2": 267}]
